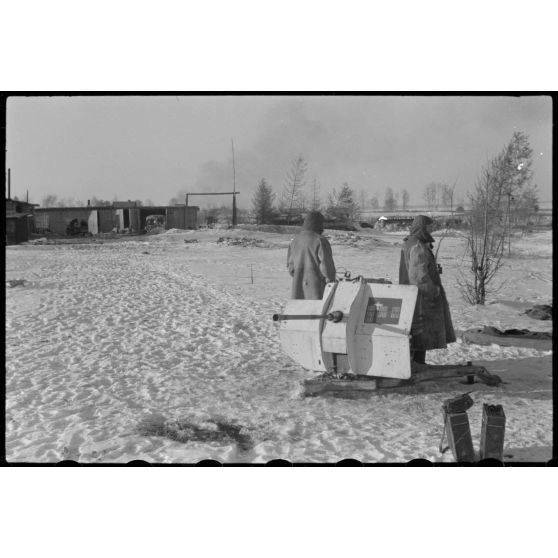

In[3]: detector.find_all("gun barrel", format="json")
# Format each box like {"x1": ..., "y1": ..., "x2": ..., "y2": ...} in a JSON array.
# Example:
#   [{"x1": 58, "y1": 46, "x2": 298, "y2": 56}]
[
  {"x1": 272, "y1": 311, "x2": 344, "y2": 322},
  {"x1": 272, "y1": 314, "x2": 326, "y2": 322}
]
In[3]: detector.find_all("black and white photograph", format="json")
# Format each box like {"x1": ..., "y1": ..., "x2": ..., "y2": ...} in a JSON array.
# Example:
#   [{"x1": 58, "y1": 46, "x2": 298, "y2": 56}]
[{"x1": 4, "y1": 94, "x2": 552, "y2": 464}]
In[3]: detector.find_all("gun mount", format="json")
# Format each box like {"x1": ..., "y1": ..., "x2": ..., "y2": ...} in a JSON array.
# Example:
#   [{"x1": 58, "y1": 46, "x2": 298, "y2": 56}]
[{"x1": 273, "y1": 276, "x2": 502, "y2": 394}]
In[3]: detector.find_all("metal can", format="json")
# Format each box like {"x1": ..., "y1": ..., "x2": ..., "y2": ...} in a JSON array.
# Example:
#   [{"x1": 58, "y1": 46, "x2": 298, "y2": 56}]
[{"x1": 480, "y1": 404, "x2": 506, "y2": 461}]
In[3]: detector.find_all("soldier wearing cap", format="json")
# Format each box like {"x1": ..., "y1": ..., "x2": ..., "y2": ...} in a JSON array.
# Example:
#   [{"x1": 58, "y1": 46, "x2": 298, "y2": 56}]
[
  {"x1": 287, "y1": 211, "x2": 337, "y2": 300},
  {"x1": 399, "y1": 215, "x2": 456, "y2": 365}
]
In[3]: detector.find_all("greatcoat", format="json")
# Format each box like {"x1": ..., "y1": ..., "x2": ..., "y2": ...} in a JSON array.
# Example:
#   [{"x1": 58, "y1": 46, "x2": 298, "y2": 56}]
[
  {"x1": 287, "y1": 213, "x2": 336, "y2": 300},
  {"x1": 399, "y1": 216, "x2": 456, "y2": 350}
]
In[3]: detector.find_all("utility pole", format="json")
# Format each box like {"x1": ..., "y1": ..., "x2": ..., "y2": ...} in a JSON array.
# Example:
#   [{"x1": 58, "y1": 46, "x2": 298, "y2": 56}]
[
  {"x1": 231, "y1": 138, "x2": 237, "y2": 227},
  {"x1": 7, "y1": 168, "x2": 11, "y2": 199}
]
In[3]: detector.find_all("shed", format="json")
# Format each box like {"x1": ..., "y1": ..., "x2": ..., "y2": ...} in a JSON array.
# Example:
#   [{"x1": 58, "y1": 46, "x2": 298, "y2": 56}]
[
  {"x1": 6, "y1": 213, "x2": 30, "y2": 244},
  {"x1": 33, "y1": 207, "x2": 120, "y2": 235}
]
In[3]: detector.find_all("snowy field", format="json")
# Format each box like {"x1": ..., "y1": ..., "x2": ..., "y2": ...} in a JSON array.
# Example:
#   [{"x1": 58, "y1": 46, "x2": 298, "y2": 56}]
[{"x1": 5, "y1": 227, "x2": 553, "y2": 463}]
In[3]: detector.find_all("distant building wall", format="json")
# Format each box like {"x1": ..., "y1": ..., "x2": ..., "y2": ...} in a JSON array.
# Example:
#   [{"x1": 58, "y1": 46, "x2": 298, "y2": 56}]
[
  {"x1": 185, "y1": 206, "x2": 198, "y2": 229},
  {"x1": 165, "y1": 206, "x2": 199, "y2": 229},
  {"x1": 34, "y1": 208, "x2": 92, "y2": 235},
  {"x1": 33, "y1": 205, "x2": 199, "y2": 234},
  {"x1": 34, "y1": 212, "x2": 49, "y2": 232},
  {"x1": 129, "y1": 208, "x2": 141, "y2": 233},
  {"x1": 98, "y1": 209, "x2": 116, "y2": 233},
  {"x1": 88, "y1": 211, "x2": 99, "y2": 235},
  {"x1": 115, "y1": 209, "x2": 125, "y2": 230},
  {"x1": 166, "y1": 206, "x2": 185, "y2": 229},
  {"x1": 34, "y1": 207, "x2": 116, "y2": 235},
  {"x1": 113, "y1": 201, "x2": 139, "y2": 209}
]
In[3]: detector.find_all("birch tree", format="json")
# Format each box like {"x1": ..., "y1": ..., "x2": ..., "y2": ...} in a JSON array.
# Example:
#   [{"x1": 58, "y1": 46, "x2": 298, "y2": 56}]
[
  {"x1": 280, "y1": 155, "x2": 307, "y2": 224},
  {"x1": 457, "y1": 132, "x2": 536, "y2": 304}
]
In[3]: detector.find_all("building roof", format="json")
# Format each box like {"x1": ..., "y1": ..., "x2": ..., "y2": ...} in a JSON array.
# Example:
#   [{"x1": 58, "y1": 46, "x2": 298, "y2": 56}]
[
  {"x1": 5, "y1": 199, "x2": 39, "y2": 209},
  {"x1": 6, "y1": 212, "x2": 30, "y2": 219},
  {"x1": 112, "y1": 201, "x2": 139, "y2": 208},
  {"x1": 34, "y1": 204, "x2": 200, "y2": 211}
]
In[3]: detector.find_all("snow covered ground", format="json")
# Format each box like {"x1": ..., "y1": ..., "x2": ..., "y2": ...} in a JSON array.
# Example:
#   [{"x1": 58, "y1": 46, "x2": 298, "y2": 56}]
[{"x1": 5, "y1": 227, "x2": 553, "y2": 463}]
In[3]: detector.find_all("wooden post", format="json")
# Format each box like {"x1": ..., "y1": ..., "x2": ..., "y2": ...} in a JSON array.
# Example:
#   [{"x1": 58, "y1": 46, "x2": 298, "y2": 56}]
[{"x1": 231, "y1": 138, "x2": 237, "y2": 227}]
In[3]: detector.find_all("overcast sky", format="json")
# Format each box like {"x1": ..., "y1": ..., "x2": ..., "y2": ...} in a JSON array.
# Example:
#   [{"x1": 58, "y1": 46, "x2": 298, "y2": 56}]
[{"x1": 5, "y1": 95, "x2": 552, "y2": 209}]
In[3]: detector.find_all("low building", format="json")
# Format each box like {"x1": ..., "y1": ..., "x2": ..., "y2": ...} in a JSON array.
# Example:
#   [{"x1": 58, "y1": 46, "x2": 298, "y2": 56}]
[
  {"x1": 33, "y1": 203, "x2": 199, "y2": 235},
  {"x1": 34, "y1": 206, "x2": 115, "y2": 235}
]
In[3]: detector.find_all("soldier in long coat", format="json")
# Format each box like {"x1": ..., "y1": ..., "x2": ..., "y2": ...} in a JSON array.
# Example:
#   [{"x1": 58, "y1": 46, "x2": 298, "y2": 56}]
[
  {"x1": 399, "y1": 215, "x2": 456, "y2": 364},
  {"x1": 287, "y1": 211, "x2": 337, "y2": 299}
]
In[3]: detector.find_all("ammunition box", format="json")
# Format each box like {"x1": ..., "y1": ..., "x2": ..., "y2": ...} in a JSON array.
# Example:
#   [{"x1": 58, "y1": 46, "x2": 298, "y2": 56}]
[
  {"x1": 480, "y1": 404, "x2": 506, "y2": 461},
  {"x1": 443, "y1": 393, "x2": 474, "y2": 414},
  {"x1": 444, "y1": 411, "x2": 475, "y2": 462}
]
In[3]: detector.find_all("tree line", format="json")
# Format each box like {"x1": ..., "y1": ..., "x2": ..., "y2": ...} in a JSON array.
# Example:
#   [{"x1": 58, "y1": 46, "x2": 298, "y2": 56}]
[
  {"x1": 251, "y1": 155, "x2": 420, "y2": 226},
  {"x1": 252, "y1": 133, "x2": 541, "y2": 307}
]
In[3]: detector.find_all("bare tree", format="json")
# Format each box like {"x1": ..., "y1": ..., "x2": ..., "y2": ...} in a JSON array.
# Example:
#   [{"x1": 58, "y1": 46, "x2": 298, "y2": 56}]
[
  {"x1": 441, "y1": 182, "x2": 456, "y2": 214},
  {"x1": 455, "y1": 193, "x2": 465, "y2": 210},
  {"x1": 309, "y1": 177, "x2": 322, "y2": 211},
  {"x1": 369, "y1": 193, "x2": 380, "y2": 210},
  {"x1": 455, "y1": 130, "x2": 538, "y2": 305},
  {"x1": 280, "y1": 155, "x2": 307, "y2": 224},
  {"x1": 470, "y1": 131, "x2": 536, "y2": 257},
  {"x1": 401, "y1": 189, "x2": 410, "y2": 210},
  {"x1": 383, "y1": 187, "x2": 397, "y2": 211},
  {"x1": 457, "y1": 165, "x2": 508, "y2": 305},
  {"x1": 299, "y1": 192, "x2": 309, "y2": 212},
  {"x1": 423, "y1": 183, "x2": 437, "y2": 210}
]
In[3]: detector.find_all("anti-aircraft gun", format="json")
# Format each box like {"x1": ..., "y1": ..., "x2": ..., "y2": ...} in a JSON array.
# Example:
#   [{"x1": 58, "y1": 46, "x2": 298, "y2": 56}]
[{"x1": 273, "y1": 273, "x2": 501, "y2": 396}]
